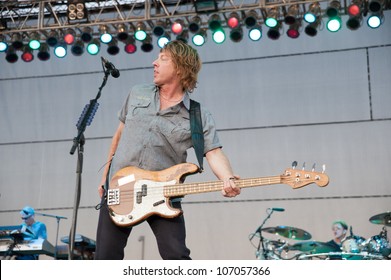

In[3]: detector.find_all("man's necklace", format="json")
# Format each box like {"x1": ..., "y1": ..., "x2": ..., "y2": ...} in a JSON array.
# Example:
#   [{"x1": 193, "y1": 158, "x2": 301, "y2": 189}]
[{"x1": 160, "y1": 93, "x2": 183, "y2": 103}]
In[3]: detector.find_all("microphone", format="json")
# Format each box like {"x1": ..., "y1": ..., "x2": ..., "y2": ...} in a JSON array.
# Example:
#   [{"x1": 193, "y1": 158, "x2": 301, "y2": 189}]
[
  {"x1": 268, "y1": 207, "x2": 285, "y2": 212},
  {"x1": 101, "y1": 56, "x2": 120, "y2": 78}
]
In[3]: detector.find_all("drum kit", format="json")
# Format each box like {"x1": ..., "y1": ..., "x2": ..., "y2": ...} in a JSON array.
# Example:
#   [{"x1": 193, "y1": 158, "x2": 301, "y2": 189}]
[{"x1": 253, "y1": 212, "x2": 391, "y2": 260}]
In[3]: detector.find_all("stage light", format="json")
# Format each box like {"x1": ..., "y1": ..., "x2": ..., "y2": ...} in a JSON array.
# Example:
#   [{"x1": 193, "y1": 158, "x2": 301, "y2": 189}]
[
  {"x1": 326, "y1": 0, "x2": 341, "y2": 17},
  {"x1": 176, "y1": 30, "x2": 189, "y2": 43},
  {"x1": 153, "y1": 20, "x2": 166, "y2": 37},
  {"x1": 68, "y1": 0, "x2": 86, "y2": 21},
  {"x1": 367, "y1": 0, "x2": 384, "y2": 29},
  {"x1": 327, "y1": 17, "x2": 342, "y2": 32},
  {"x1": 212, "y1": 28, "x2": 226, "y2": 44},
  {"x1": 124, "y1": 37, "x2": 137, "y2": 54},
  {"x1": 117, "y1": 23, "x2": 129, "y2": 41},
  {"x1": 284, "y1": 4, "x2": 300, "y2": 25},
  {"x1": 368, "y1": 0, "x2": 384, "y2": 13},
  {"x1": 11, "y1": 33, "x2": 24, "y2": 50},
  {"x1": 134, "y1": 22, "x2": 147, "y2": 41},
  {"x1": 99, "y1": 25, "x2": 113, "y2": 43},
  {"x1": 37, "y1": 43, "x2": 50, "y2": 61},
  {"x1": 171, "y1": 19, "x2": 185, "y2": 35},
  {"x1": 267, "y1": 23, "x2": 281, "y2": 40},
  {"x1": 28, "y1": 32, "x2": 41, "y2": 50},
  {"x1": 0, "y1": 35, "x2": 8, "y2": 52},
  {"x1": 326, "y1": 1, "x2": 342, "y2": 32},
  {"x1": 157, "y1": 33, "x2": 171, "y2": 48},
  {"x1": 54, "y1": 42, "x2": 67, "y2": 58},
  {"x1": 107, "y1": 38, "x2": 120, "y2": 55},
  {"x1": 208, "y1": 14, "x2": 225, "y2": 44},
  {"x1": 304, "y1": 2, "x2": 321, "y2": 23},
  {"x1": 87, "y1": 39, "x2": 100, "y2": 55},
  {"x1": 287, "y1": 22, "x2": 301, "y2": 38},
  {"x1": 141, "y1": 35, "x2": 153, "y2": 52},
  {"x1": 46, "y1": 30, "x2": 59, "y2": 47},
  {"x1": 346, "y1": 0, "x2": 363, "y2": 30},
  {"x1": 71, "y1": 40, "x2": 84, "y2": 56},
  {"x1": 229, "y1": 27, "x2": 243, "y2": 43},
  {"x1": 227, "y1": 12, "x2": 240, "y2": 29},
  {"x1": 265, "y1": 8, "x2": 279, "y2": 28},
  {"x1": 192, "y1": 30, "x2": 207, "y2": 46},
  {"x1": 208, "y1": 14, "x2": 222, "y2": 31},
  {"x1": 188, "y1": 16, "x2": 202, "y2": 33},
  {"x1": 248, "y1": 25, "x2": 262, "y2": 41},
  {"x1": 305, "y1": 19, "x2": 321, "y2": 37},
  {"x1": 21, "y1": 45, "x2": 34, "y2": 62},
  {"x1": 64, "y1": 28, "x2": 76, "y2": 45},
  {"x1": 244, "y1": 10, "x2": 258, "y2": 28},
  {"x1": 81, "y1": 27, "x2": 93, "y2": 43},
  {"x1": 367, "y1": 14, "x2": 383, "y2": 28},
  {"x1": 6, "y1": 46, "x2": 18, "y2": 63}
]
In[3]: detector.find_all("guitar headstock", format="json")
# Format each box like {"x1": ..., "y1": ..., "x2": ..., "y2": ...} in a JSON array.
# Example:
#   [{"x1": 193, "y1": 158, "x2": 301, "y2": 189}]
[{"x1": 281, "y1": 162, "x2": 329, "y2": 189}]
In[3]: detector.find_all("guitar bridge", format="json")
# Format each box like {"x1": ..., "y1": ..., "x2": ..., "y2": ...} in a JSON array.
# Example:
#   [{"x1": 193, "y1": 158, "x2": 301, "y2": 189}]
[{"x1": 107, "y1": 189, "x2": 120, "y2": 205}]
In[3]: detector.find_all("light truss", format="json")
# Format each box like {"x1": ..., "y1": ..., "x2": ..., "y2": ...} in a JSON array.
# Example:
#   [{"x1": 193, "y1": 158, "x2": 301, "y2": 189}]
[{"x1": 0, "y1": 0, "x2": 365, "y2": 35}]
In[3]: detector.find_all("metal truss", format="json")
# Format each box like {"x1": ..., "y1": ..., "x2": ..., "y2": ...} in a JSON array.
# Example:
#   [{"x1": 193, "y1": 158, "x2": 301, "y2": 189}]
[
  {"x1": 0, "y1": 0, "x2": 336, "y2": 34},
  {"x1": 0, "y1": 0, "x2": 390, "y2": 36}
]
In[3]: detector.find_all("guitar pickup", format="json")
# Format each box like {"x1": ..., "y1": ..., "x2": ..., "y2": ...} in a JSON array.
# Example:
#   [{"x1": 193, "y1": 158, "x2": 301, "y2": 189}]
[
  {"x1": 153, "y1": 200, "x2": 165, "y2": 207},
  {"x1": 107, "y1": 189, "x2": 120, "y2": 205}
]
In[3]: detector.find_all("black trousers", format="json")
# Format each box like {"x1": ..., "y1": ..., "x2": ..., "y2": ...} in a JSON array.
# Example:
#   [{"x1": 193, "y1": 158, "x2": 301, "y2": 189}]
[{"x1": 94, "y1": 199, "x2": 191, "y2": 260}]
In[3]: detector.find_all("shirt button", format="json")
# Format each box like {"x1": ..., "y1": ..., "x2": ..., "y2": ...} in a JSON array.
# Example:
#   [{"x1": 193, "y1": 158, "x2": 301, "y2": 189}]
[
  {"x1": 156, "y1": 112, "x2": 159, "y2": 116},
  {"x1": 143, "y1": 145, "x2": 147, "y2": 148},
  {"x1": 148, "y1": 128, "x2": 152, "y2": 132}
]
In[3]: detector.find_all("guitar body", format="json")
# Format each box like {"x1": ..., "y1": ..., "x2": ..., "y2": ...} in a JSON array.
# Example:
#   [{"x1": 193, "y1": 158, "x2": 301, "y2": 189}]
[{"x1": 107, "y1": 163, "x2": 200, "y2": 227}]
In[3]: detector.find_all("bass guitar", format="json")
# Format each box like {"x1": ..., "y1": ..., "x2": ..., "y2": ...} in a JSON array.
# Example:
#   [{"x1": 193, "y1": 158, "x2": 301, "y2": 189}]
[{"x1": 107, "y1": 162, "x2": 329, "y2": 227}]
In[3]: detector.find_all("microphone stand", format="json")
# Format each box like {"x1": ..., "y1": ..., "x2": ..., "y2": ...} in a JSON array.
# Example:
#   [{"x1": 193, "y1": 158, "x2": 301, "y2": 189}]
[
  {"x1": 35, "y1": 212, "x2": 67, "y2": 260},
  {"x1": 68, "y1": 63, "x2": 111, "y2": 260},
  {"x1": 251, "y1": 209, "x2": 275, "y2": 260}
]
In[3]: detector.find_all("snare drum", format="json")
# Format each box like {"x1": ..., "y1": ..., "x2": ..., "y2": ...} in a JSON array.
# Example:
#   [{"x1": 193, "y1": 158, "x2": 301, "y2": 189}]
[{"x1": 366, "y1": 235, "x2": 391, "y2": 257}]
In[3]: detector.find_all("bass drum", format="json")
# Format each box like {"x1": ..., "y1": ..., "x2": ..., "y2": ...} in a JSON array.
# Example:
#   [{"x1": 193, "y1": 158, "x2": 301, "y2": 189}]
[{"x1": 366, "y1": 235, "x2": 391, "y2": 257}]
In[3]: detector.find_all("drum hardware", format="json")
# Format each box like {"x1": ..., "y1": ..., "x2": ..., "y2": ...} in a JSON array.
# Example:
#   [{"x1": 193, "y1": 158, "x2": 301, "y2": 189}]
[{"x1": 249, "y1": 208, "x2": 289, "y2": 260}]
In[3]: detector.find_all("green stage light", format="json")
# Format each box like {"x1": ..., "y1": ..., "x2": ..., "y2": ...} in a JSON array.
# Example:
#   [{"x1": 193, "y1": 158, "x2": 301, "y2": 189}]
[
  {"x1": 192, "y1": 30, "x2": 207, "y2": 46},
  {"x1": 265, "y1": 8, "x2": 279, "y2": 28},
  {"x1": 212, "y1": 28, "x2": 226, "y2": 44},
  {"x1": 248, "y1": 25, "x2": 262, "y2": 41},
  {"x1": 87, "y1": 39, "x2": 100, "y2": 55}
]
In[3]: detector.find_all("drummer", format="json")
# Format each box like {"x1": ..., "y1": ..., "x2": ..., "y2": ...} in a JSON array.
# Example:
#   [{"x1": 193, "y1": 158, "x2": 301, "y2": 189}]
[{"x1": 325, "y1": 220, "x2": 348, "y2": 259}]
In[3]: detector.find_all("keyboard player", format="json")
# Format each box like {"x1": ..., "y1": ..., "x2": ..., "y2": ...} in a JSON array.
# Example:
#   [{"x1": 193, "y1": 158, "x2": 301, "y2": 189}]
[{"x1": 16, "y1": 206, "x2": 47, "y2": 260}]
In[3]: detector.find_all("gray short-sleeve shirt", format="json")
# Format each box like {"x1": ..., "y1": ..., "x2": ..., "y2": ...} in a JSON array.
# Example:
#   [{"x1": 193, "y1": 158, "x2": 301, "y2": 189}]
[{"x1": 109, "y1": 84, "x2": 222, "y2": 178}]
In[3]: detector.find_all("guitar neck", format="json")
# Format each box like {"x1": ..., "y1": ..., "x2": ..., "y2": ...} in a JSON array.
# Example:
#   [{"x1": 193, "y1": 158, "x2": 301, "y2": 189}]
[{"x1": 164, "y1": 176, "x2": 282, "y2": 197}]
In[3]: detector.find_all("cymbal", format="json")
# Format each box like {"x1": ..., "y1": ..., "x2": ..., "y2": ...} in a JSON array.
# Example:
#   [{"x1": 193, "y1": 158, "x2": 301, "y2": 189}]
[
  {"x1": 289, "y1": 241, "x2": 336, "y2": 254},
  {"x1": 261, "y1": 226, "x2": 312, "y2": 240},
  {"x1": 369, "y1": 212, "x2": 391, "y2": 226}
]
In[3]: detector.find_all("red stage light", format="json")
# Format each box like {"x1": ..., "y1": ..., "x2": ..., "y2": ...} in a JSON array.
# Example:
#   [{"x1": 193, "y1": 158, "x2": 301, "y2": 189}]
[
  {"x1": 228, "y1": 16, "x2": 239, "y2": 29},
  {"x1": 64, "y1": 33, "x2": 75, "y2": 44},
  {"x1": 21, "y1": 51, "x2": 34, "y2": 62},
  {"x1": 171, "y1": 21, "x2": 184, "y2": 35},
  {"x1": 348, "y1": 4, "x2": 361, "y2": 16}
]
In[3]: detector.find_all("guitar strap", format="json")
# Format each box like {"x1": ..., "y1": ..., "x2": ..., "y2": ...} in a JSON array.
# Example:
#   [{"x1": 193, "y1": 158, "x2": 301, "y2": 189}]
[{"x1": 189, "y1": 99, "x2": 204, "y2": 172}]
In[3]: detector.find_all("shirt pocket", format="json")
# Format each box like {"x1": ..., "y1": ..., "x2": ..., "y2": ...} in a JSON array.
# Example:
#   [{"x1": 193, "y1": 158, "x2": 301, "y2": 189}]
[
  {"x1": 159, "y1": 115, "x2": 191, "y2": 143},
  {"x1": 125, "y1": 98, "x2": 151, "y2": 122}
]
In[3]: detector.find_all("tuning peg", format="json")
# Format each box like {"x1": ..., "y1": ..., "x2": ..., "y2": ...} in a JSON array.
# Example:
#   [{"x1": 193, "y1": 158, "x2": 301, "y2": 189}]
[
  {"x1": 312, "y1": 163, "x2": 316, "y2": 172},
  {"x1": 322, "y1": 164, "x2": 326, "y2": 173},
  {"x1": 302, "y1": 162, "x2": 306, "y2": 170},
  {"x1": 292, "y1": 161, "x2": 297, "y2": 169}
]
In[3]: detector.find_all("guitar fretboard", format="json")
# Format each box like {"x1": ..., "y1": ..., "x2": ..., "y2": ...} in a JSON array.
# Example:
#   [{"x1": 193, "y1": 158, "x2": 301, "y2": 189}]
[{"x1": 164, "y1": 176, "x2": 282, "y2": 197}]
